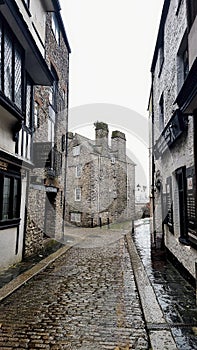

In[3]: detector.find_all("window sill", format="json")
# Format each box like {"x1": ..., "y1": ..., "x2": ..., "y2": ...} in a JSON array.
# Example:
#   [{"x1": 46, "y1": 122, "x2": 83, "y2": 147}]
[{"x1": 0, "y1": 218, "x2": 21, "y2": 230}]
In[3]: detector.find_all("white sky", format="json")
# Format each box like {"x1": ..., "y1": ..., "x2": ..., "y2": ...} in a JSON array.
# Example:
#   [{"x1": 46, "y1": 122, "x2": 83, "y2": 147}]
[
  {"x1": 60, "y1": 1, "x2": 164, "y2": 191},
  {"x1": 60, "y1": 0, "x2": 163, "y2": 115}
]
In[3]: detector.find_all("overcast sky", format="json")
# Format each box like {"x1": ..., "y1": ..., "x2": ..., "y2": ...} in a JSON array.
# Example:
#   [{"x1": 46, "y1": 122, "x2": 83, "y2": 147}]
[
  {"x1": 60, "y1": 0, "x2": 163, "y2": 115},
  {"x1": 60, "y1": 1, "x2": 164, "y2": 190}
]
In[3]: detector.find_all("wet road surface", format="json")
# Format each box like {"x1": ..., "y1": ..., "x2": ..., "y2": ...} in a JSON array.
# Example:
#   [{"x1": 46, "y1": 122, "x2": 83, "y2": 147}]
[
  {"x1": 0, "y1": 231, "x2": 148, "y2": 349},
  {"x1": 133, "y1": 219, "x2": 197, "y2": 350}
]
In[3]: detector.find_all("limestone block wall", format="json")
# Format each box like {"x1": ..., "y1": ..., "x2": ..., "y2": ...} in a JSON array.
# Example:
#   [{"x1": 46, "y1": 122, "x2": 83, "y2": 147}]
[
  {"x1": 25, "y1": 11, "x2": 69, "y2": 256},
  {"x1": 152, "y1": 0, "x2": 197, "y2": 279},
  {"x1": 66, "y1": 129, "x2": 135, "y2": 227}
]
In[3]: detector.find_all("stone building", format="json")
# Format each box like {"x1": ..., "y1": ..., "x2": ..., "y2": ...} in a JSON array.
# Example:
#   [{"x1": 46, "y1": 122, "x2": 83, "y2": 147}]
[
  {"x1": 0, "y1": 0, "x2": 55, "y2": 269},
  {"x1": 149, "y1": 0, "x2": 197, "y2": 285},
  {"x1": 66, "y1": 122, "x2": 135, "y2": 227},
  {"x1": 25, "y1": 2, "x2": 70, "y2": 256}
]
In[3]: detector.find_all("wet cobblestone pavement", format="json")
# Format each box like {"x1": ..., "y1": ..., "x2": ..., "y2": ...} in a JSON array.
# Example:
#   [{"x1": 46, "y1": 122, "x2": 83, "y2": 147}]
[
  {"x1": 133, "y1": 219, "x2": 197, "y2": 350},
  {"x1": 0, "y1": 233, "x2": 149, "y2": 349}
]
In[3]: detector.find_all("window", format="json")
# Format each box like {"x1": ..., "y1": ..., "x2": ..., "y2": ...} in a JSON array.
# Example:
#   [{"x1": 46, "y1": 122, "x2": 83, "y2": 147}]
[
  {"x1": 187, "y1": 0, "x2": 197, "y2": 29},
  {"x1": 4, "y1": 32, "x2": 12, "y2": 100},
  {"x1": 177, "y1": 33, "x2": 189, "y2": 91},
  {"x1": 76, "y1": 164, "x2": 82, "y2": 178},
  {"x1": 0, "y1": 15, "x2": 24, "y2": 111},
  {"x1": 14, "y1": 47, "x2": 22, "y2": 110},
  {"x1": 34, "y1": 101, "x2": 40, "y2": 129},
  {"x1": 111, "y1": 156, "x2": 116, "y2": 164},
  {"x1": 159, "y1": 94, "x2": 164, "y2": 131},
  {"x1": 75, "y1": 188, "x2": 81, "y2": 201},
  {"x1": 48, "y1": 118, "x2": 55, "y2": 144},
  {"x1": 23, "y1": 0, "x2": 30, "y2": 8},
  {"x1": 73, "y1": 145, "x2": 80, "y2": 156},
  {"x1": 70, "y1": 212, "x2": 81, "y2": 223},
  {"x1": 49, "y1": 65, "x2": 58, "y2": 112},
  {"x1": 158, "y1": 44, "x2": 164, "y2": 76},
  {"x1": 26, "y1": 78, "x2": 33, "y2": 129},
  {"x1": 51, "y1": 13, "x2": 60, "y2": 44},
  {"x1": 0, "y1": 173, "x2": 21, "y2": 225},
  {"x1": 183, "y1": 48, "x2": 189, "y2": 80}
]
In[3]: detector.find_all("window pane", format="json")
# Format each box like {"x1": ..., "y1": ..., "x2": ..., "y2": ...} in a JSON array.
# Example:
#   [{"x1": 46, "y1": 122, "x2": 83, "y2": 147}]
[
  {"x1": 13, "y1": 178, "x2": 19, "y2": 218},
  {"x1": 14, "y1": 48, "x2": 22, "y2": 109},
  {"x1": 26, "y1": 81, "x2": 32, "y2": 128},
  {"x1": 34, "y1": 101, "x2": 39, "y2": 128},
  {"x1": 4, "y1": 33, "x2": 12, "y2": 100},
  {"x1": 52, "y1": 13, "x2": 60, "y2": 44},
  {"x1": 73, "y1": 145, "x2": 80, "y2": 156},
  {"x1": 75, "y1": 188, "x2": 81, "y2": 201},
  {"x1": 2, "y1": 177, "x2": 11, "y2": 220},
  {"x1": 76, "y1": 165, "x2": 81, "y2": 177}
]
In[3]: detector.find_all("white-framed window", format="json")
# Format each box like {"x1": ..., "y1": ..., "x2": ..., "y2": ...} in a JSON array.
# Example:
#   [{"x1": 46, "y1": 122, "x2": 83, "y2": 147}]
[
  {"x1": 111, "y1": 156, "x2": 116, "y2": 164},
  {"x1": 48, "y1": 118, "x2": 55, "y2": 144},
  {"x1": 75, "y1": 188, "x2": 81, "y2": 201},
  {"x1": 34, "y1": 101, "x2": 39, "y2": 129},
  {"x1": 73, "y1": 145, "x2": 80, "y2": 156},
  {"x1": 51, "y1": 13, "x2": 60, "y2": 44},
  {"x1": 76, "y1": 164, "x2": 82, "y2": 178},
  {"x1": 70, "y1": 212, "x2": 81, "y2": 223}
]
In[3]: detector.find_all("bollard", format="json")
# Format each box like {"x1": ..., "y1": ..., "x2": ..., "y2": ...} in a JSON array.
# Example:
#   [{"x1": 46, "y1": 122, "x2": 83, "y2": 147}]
[
  {"x1": 91, "y1": 217, "x2": 94, "y2": 228},
  {"x1": 107, "y1": 217, "x2": 110, "y2": 229},
  {"x1": 99, "y1": 217, "x2": 102, "y2": 228}
]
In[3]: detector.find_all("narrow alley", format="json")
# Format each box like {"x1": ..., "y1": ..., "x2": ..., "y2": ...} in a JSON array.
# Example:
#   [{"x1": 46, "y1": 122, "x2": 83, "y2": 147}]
[
  {"x1": 0, "y1": 227, "x2": 148, "y2": 349},
  {"x1": 0, "y1": 220, "x2": 196, "y2": 349}
]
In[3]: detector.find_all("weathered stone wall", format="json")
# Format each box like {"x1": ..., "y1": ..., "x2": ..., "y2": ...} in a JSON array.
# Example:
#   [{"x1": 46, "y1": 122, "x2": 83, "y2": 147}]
[
  {"x1": 25, "y1": 12, "x2": 69, "y2": 256},
  {"x1": 152, "y1": 0, "x2": 197, "y2": 279},
  {"x1": 66, "y1": 127, "x2": 135, "y2": 227},
  {"x1": 24, "y1": 216, "x2": 44, "y2": 257}
]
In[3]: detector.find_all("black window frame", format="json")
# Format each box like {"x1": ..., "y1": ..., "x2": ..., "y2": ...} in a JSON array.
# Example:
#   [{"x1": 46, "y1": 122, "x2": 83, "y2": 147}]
[
  {"x1": 187, "y1": 0, "x2": 197, "y2": 29},
  {"x1": 159, "y1": 93, "x2": 164, "y2": 132},
  {"x1": 25, "y1": 74, "x2": 34, "y2": 132},
  {"x1": 0, "y1": 14, "x2": 25, "y2": 114},
  {"x1": 0, "y1": 170, "x2": 21, "y2": 229}
]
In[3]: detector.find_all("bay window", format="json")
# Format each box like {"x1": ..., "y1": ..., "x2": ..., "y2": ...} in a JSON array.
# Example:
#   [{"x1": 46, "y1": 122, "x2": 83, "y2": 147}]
[{"x1": 0, "y1": 15, "x2": 24, "y2": 112}]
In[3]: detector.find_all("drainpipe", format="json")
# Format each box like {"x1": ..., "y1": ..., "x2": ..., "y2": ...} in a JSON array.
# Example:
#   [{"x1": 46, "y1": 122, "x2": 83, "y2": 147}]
[
  {"x1": 98, "y1": 154, "x2": 101, "y2": 225},
  {"x1": 151, "y1": 73, "x2": 156, "y2": 247},
  {"x1": 63, "y1": 53, "x2": 70, "y2": 236}
]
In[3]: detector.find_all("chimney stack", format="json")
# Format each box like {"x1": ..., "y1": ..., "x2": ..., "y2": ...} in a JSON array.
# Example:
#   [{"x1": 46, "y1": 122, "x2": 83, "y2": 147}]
[
  {"x1": 111, "y1": 130, "x2": 126, "y2": 160},
  {"x1": 94, "y1": 121, "x2": 109, "y2": 151}
]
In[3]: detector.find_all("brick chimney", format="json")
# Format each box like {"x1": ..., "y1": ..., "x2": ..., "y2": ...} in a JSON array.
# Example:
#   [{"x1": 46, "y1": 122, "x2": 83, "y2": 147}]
[
  {"x1": 111, "y1": 130, "x2": 126, "y2": 160},
  {"x1": 94, "y1": 121, "x2": 109, "y2": 150}
]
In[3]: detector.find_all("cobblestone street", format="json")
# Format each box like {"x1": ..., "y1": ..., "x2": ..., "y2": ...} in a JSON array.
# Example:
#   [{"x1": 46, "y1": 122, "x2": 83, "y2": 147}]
[{"x1": 0, "y1": 232, "x2": 149, "y2": 349}]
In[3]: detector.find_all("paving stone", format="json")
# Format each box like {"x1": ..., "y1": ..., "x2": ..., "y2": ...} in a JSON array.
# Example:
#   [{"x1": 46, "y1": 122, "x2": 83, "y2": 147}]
[{"x1": 0, "y1": 233, "x2": 148, "y2": 349}]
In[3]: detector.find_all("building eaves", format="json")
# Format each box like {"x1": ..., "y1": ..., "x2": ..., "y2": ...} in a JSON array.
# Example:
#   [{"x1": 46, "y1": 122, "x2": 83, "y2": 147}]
[
  {"x1": 0, "y1": 0, "x2": 54, "y2": 85},
  {"x1": 52, "y1": 0, "x2": 71, "y2": 54},
  {"x1": 57, "y1": 10, "x2": 71, "y2": 53},
  {"x1": 151, "y1": 0, "x2": 170, "y2": 73},
  {"x1": 39, "y1": 0, "x2": 71, "y2": 53}
]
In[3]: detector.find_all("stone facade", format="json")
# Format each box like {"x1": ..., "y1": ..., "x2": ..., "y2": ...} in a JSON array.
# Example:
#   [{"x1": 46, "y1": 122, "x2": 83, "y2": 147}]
[
  {"x1": 66, "y1": 122, "x2": 135, "y2": 227},
  {"x1": 150, "y1": 0, "x2": 197, "y2": 282},
  {"x1": 25, "y1": 7, "x2": 70, "y2": 256},
  {"x1": 0, "y1": 1, "x2": 54, "y2": 269}
]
